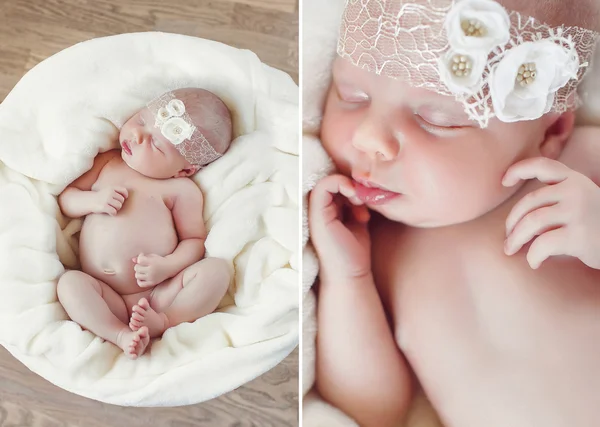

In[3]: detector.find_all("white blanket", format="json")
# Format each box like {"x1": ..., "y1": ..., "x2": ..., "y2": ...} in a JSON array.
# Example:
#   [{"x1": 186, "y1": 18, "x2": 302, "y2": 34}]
[
  {"x1": 301, "y1": 0, "x2": 600, "y2": 425},
  {"x1": 0, "y1": 32, "x2": 299, "y2": 407}
]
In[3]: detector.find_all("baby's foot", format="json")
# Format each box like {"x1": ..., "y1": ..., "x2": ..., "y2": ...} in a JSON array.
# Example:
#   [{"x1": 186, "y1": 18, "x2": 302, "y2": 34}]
[
  {"x1": 129, "y1": 298, "x2": 168, "y2": 338},
  {"x1": 117, "y1": 327, "x2": 150, "y2": 360}
]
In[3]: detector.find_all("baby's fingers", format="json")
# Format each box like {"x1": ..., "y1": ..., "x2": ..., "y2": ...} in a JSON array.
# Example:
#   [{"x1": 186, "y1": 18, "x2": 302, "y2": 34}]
[
  {"x1": 311, "y1": 175, "x2": 361, "y2": 210},
  {"x1": 111, "y1": 192, "x2": 125, "y2": 204},
  {"x1": 505, "y1": 205, "x2": 565, "y2": 256},
  {"x1": 526, "y1": 228, "x2": 568, "y2": 269},
  {"x1": 503, "y1": 157, "x2": 570, "y2": 187},
  {"x1": 104, "y1": 205, "x2": 118, "y2": 216},
  {"x1": 135, "y1": 254, "x2": 149, "y2": 265},
  {"x1": 505, "y1": 185, "x2": 562, "y2": 236},
  {"x1": 134, "y1": 264, "x2": 148, "y2": 273},
  {"x1": 108, "y1": 199, "x2": 123, "y2": 211},
  {"x1": 134, "y1": 271, "x2": 147, "y2": 280},
  {"x1": 113, "y1": 187, "x2": 129, "y2": 199}
]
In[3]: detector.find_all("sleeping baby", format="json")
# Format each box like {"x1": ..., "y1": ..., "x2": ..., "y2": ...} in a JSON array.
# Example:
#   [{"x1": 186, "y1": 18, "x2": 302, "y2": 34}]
[
  {"x1": 310, "y1": 0, "x2": 600, "y2": 426},
  {"x1": 57, "y1": 88, "x2": 233, "y2": 359}
]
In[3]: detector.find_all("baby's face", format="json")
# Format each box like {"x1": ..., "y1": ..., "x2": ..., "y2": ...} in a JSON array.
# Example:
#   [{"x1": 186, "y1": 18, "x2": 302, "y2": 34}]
[
  {"x1": 119, "y1": 107, "x2": 193, "y2": 179},
  {"x1": 322, "y1": 58, "x2": 556, "y2": 227}
]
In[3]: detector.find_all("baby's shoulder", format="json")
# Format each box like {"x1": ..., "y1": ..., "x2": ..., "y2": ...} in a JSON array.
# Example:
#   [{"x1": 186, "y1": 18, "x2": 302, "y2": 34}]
[{"x1": 165, "y1": 177, "x2": 203, "y2": 199}]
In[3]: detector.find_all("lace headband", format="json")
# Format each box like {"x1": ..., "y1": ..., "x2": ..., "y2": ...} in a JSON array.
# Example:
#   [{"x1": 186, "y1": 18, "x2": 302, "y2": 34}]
[
  {"x1": 337, "y1": 0, "x2": 600, "y2": 127},
  {"x1": 146, "y1": 92, "x2": 222, "y2": 166}
]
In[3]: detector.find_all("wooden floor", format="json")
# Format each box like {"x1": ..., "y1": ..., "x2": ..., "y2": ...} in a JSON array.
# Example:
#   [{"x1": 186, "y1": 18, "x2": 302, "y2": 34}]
[
  {"x1": 0, "y1": 0, "x2": 298, "y2": 100},
  {"x1": 0, "y1": 0, "x2": 299, "y2": 425},
  {"x1": 0, "y1": 346, "x2": 299, "y2": 426}
]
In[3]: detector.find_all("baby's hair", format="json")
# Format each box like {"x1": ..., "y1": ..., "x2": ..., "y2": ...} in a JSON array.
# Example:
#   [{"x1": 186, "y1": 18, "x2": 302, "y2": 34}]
[
  {"x1": 501, "y1": 0, "x2": 600, "y2": 31},
  {"x1": 170, "y1": 87, "x2": 233, "y2": 157}
]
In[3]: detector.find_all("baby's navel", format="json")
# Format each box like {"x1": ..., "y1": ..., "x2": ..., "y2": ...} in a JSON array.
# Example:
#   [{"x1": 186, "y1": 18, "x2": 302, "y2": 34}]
[{"x1": 102, "y1": 268, "x2": 117, "y2": 276}]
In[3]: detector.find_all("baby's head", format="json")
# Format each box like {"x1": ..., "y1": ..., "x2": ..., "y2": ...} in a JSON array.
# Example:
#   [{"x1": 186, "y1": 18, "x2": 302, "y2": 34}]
[
  {"x1": 119, "y1": 88, "x2": 233, "y2": 179},
  {"x1": 323, "y1": 0, "x2": 599, "y2": 227}
]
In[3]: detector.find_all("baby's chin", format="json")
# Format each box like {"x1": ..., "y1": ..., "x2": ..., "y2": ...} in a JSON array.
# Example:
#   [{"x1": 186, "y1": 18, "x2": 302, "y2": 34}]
[{"x1": 372, "y1": 202, "x2": 480, "y2": 229}]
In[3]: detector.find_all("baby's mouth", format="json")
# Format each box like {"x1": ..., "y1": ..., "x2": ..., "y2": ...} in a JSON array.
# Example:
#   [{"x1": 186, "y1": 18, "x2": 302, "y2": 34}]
[
  {"x1": 121, "y1": 140, "x2": 132, "y2": 156},
  {"x1": 352, "y1": 177, "x2": 401, "y2": 205}
]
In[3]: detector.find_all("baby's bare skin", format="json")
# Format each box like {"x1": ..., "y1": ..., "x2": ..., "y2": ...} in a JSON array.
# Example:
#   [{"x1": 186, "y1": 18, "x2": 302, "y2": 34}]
[
  {"x1": 372, "y1": 129, "x2": 600, "y2": 427},
  {"x1": 312, "y1": 55, "x2": 600, "y2": 426},
  {"x1": 57, "y1": 88, "x2": 233, "y2": 359},
  {"x1": 80, "y1": 154, "x2": 179, "y2": 294}
]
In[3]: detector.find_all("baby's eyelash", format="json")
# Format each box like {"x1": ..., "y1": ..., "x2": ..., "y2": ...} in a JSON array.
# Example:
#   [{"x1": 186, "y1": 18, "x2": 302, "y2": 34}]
[
  {"x1": 415, "y1": 114, "x2": 463, "y2": 135},
  {"x1": 335, "y1": 84, "x2": 370, "y2": 104}
]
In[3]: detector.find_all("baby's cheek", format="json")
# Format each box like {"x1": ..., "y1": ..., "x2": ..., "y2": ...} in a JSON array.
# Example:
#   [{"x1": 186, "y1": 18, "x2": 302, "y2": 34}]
[
  {"x1": 416, "y1": 158, "x2": 482, "y2": 219},
  {"x1": 321, "y1": 114, "x2": 347, "y2": 162}
]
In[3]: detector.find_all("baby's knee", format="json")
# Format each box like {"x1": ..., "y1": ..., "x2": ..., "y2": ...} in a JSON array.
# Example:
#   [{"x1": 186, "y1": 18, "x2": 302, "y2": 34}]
[
  {"x1": 204, "y1": 257, "x2": 231, "y2": 288},
  {"x1": 56, "y1": 270, "x2": 96, "y2": 301},
  {"x1": 57, "y1": 270, "x2": 81, "y2": 297}
]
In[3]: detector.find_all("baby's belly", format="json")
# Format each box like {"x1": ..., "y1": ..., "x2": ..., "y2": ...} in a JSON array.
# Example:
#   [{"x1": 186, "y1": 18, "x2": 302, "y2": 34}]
[
  {"x1": 392, "y1": 220, "x2": 600, "y2": 427},
  {"x1": 79, "y1": 195, "x2": 178, "y2": 295}
]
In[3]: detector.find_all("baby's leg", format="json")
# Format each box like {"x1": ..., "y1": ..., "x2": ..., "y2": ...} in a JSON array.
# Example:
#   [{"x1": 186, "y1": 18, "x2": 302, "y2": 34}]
[
  {"x1": 129, "y1": 258, "x2": 230, "y2": 338},
  {"x1": 57, "y1": 270, "x2": 149, "y2": 359}
]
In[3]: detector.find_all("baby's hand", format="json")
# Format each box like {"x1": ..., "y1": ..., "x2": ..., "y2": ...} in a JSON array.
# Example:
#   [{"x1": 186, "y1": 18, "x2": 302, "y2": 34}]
[
  {"x1": 95, "y1": 186, "x2": 128, "y2": 216},
  {"x1": 309, "y1": 174, "x2": 371, "y2": 281},
  {"x1": 503, "y1": 157, "x2": 600, "y2": 269},
  {"x1": 133, "y1": 253, "x2": 171, "y2": 287}
]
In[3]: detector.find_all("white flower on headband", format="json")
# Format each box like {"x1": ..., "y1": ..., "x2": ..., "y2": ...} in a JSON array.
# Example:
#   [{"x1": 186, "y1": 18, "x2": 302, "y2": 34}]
[
  {"x1": 490, "y1": 40, "x2": 579, "y2": 122},
  {"x1": 445, "y1": 0, "x2": 510, "y2": 53},
  {"x1": 155, "y1": 99, "x2": 186, "y2": 127},
  {"x1": 166, "y1": 99, "x2": 185, "y2": 117},
  {"x1": 161, "y1": 117, "x2": 195, "y2": 145},
  {"x1": 156, "y1": 107, "x2": 171, "y2": 126},
  {"x1": 438, "y1": 50, "x2": 487, "y2": 94}
]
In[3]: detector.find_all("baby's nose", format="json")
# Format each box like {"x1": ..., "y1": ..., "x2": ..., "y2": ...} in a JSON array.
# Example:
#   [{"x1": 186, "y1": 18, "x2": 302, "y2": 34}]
[
  {"x1": 352, "y1": 117, "x2": 399, "y2": 161},
  {"x1": 132, "y1": 128, "x2": 145, "y2": 145}
]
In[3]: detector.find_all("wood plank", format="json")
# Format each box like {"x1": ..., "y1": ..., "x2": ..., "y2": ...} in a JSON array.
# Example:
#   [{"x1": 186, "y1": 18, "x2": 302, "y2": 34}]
[
  {"x1": 230, "y1": 0, "x2": 296, "y2": 14},
  {"x1": 0, "y1": 0, "x2": 297, "y2": 100},
  {"x1": 0, "y1": 345, "x2": 299, "y2": 426}
]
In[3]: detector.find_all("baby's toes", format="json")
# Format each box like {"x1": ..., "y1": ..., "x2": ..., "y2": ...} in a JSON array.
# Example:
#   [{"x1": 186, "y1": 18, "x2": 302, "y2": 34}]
[
  {"x1": 138, "y1": 326, "x2": 149, "y2": 340},
  {"x1": 137, "y1": 298, "x2": 150, "y2": 310},
  {"x1": 132, "y1": 304, "x2": 146, "y2": 314},
  {"x1": 129, "y1": 320, "x2": 140, "y2": 331},
  {"x1": 132, "y1": 312, "x2": 145, "y2": 322}
]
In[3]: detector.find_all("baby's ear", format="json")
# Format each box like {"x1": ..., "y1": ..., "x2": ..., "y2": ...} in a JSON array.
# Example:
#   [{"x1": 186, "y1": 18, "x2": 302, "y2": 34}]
[
  {"x1": 539, "y1": 111, "x2": 576, "y2": 160},
  {"x1": 174, "y1": 165, "x2": 199, "y2": 178}
]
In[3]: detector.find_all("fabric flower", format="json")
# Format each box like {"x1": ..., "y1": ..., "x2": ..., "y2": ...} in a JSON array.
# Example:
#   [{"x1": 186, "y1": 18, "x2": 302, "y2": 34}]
[
  {"x1": 161, "y1": 117, "x2": 195, "y2": 145},
  {"x1": 156, "y1": 107, "x2": 171, "y2": 126},
  {"x1": 166, "y1": 99, "x2": 186, "y2": 117},
  {"x1": 489, "y1": 40, "x2": 579, "y2": 122},
  {"x1": 438, "y1": 49, "x2": 487, "y2": 94},
  {"x1": 445, "y1": 0, "x2": 511, "y2": 53}
]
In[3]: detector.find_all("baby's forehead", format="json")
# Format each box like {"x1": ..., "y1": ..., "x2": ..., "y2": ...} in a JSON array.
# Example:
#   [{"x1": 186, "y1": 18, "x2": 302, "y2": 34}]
[{"x1": 334, "y1": 58, "x2": 458, "y2": 103}]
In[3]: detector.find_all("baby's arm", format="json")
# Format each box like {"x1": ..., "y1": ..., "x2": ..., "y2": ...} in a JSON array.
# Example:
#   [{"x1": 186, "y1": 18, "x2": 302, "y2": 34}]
[
  {"x1": 162, "y1": 179, "x2": 207, "y2": 277},
  {"x1": 310, "y1": 175, "x2": 412, "y2": 427},
  {"x1": 317, "y1": 274, "x2": 413, "y2": 427},
  {"x1": 58, "y1": 150, "x2": 122, "y2": 218}
]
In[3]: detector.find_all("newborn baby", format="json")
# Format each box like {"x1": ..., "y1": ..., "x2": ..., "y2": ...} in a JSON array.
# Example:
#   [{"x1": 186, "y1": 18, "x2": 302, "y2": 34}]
[
  {"x1": 310, "y1": 0, "x2": 600, "y2": 426},
  {"x1": 57, "y1": 88, "x2": 233, "y2": 359}
]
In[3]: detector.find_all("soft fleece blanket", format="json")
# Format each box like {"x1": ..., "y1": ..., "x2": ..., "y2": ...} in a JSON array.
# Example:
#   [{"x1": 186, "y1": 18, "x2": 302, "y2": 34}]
[
  {"x1": 301, "y1": 0, "x2": 600, "y2": 425},
  {"x1": 0, "y1": 32, "x2": 299, "y2": 406}
]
